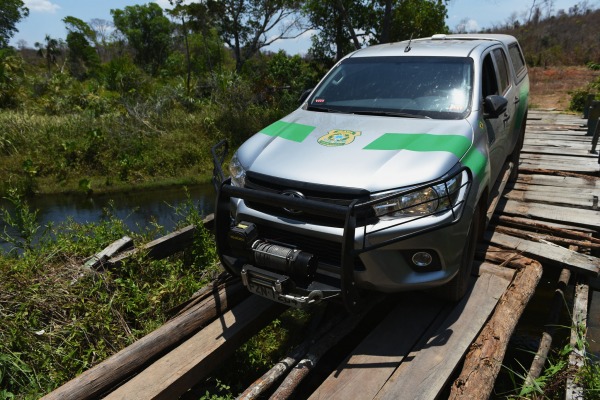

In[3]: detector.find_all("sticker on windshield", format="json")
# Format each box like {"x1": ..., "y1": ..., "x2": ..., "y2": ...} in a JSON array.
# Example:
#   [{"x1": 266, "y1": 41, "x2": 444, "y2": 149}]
[
  {"x1": 318, "y1": 130, "x2": 362, "y2": 147},
  {"x1": 315, "y1": 98, "x2": 325, "y2": 103}
]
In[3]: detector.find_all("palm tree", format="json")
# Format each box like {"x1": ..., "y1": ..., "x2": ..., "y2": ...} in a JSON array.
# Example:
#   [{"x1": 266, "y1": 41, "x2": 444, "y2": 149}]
[{"x1": 34, "y1": 35, "x2": 62, "y2": 75}]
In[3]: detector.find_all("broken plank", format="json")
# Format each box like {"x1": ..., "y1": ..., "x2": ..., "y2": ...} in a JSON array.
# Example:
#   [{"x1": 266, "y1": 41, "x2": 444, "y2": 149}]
[
  {"x1": 105, "y1": 296, "x2": 285, "y2": 400},
  {"x1": 308, "y1": 293, "x2": 448, "y2": 400},
  {"x1": 373, "y1": 270, "x2": 512, "y2": 400},
  {"x1": 499, "y1": 198, "x2": 600, "y2": 231},
  {"x1": 83, "y1": 236, "x2": 133, "y2": 270},
  {"x1": 484, "y1": 230, "x2": 600, "y2": 277}
]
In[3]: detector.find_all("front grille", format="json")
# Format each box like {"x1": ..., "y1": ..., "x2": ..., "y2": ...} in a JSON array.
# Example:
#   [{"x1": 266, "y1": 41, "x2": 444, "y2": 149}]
[{"x1": 245, "y1": 172, "x2": 375, "y2": 227}]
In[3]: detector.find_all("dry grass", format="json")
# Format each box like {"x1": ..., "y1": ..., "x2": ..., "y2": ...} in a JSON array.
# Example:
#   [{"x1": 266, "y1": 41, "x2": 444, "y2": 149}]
[{"x1": 529, "y1": 66, "x2": 600, "y2": 111}]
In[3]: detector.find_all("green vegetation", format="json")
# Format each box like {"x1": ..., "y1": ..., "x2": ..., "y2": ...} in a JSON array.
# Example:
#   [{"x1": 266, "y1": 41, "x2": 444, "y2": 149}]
[
  {"x1": 569, "y1": 64, "x2": 600, "y2": 112},
  {"x1": 1, "y1": 1, "x2": 599, "y2": 398},
  {"x1": 0, "y1": 192, "x2": 219, "y2": 399}
]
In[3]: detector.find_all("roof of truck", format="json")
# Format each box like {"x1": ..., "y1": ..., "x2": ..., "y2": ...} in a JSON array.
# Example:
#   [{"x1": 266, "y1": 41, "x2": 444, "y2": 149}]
[{"x1": 348, "y1": 34, "x2": 519, "y2": 59}]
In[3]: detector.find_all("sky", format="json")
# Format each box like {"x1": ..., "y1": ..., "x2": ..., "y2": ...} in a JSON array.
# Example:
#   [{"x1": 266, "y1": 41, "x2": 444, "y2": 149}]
[{"x1": 10, "y1": 0, "x2": 599, "y2": 54}]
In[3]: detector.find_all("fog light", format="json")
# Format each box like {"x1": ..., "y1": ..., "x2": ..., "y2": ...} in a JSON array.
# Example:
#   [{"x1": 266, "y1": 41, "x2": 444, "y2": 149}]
[{"x1": 412, "y1": 252, "x2": 433, "y2": 267}]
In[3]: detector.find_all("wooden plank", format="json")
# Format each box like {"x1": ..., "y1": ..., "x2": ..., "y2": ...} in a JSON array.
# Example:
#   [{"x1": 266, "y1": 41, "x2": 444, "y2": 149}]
[
  {"x1": 484, "y1": 230, "x2": 600, "y2": 277},
  {"x1": 373, "y1": 271, "x2": 512, "y2": 400},
  {"x1": 565, "y1": 280, "x2": 589, "y2": 400},
  {"x1": 587, "y1": 289, "x2": 600, "y2": 357},
  {"x1": 499, "y1": 198, "x2": 600, "y2": 231},
  {"x1": 108, "y1": 225, "x2": 197, "y2": 266},
  {"x1": 516, "y1": 174, "x2": 600, "y2": 190},
  {"x1": 449, "y1": 257, "x2": 542, "y2": 399},
  {"x1": 42, "y1": 281, "x2": 248, "y2": 400},
  {"x1": 522, "y1": 146, "x2": 596, "y2": 158},
  {"x1": 83, "y1": 236, "x2": 133, "y2": 270},
  {"x1": 511, "y1": 182, "x2": 599, "y2": 196},
  {"x1": 105, "y1": 296, "x2": 284, "y2": 400},
  {"x1": 503, "y1": 188, "x2": 595, "y2": 209},
  {"x1": 519, "y1": 160, "x2": 598, "y2": 173},
  {"x1": 308, "y1": 293, "x2": 448, "y2": 400},
  {"x1": 520, "y1": 153, "x2": 598, "y2": 165}
]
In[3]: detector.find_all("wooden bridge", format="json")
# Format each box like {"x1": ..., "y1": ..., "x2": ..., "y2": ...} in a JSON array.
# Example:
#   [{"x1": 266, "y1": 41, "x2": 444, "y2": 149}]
[{"x1": 42, "y1": 110, "x2": 600, "y2": 400}]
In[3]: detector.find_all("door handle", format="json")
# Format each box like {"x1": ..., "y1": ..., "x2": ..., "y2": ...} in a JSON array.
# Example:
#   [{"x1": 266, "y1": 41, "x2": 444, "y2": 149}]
[
  {"x1": 503, "y1": 113, "x2": 511, "y2": 127},
  {"x1": 514, "y1": 96, "x2": 520, "y2": 104}
]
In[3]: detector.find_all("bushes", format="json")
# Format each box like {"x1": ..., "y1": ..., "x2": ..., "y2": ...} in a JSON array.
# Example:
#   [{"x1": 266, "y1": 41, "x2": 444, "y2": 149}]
[{"x1": 0, "y1": 193, "x2": 219, "y2": 398}]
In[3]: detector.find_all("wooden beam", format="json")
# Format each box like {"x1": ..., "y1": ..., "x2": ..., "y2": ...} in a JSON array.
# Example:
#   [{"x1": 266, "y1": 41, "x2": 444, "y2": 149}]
[
  {"x1": 498, "y1": 198, "x2": 600, "y2": 231},
  {"x1": 484, "y1": 231, "x2": 600, "y2": 276},
  {"x1": 105, "y1": 295, "x2": 285, "y2": 400},
  {"x1": 565, "y1": 279, "x2": 590, "y2": 400},
  {"x1": 42, "y1": 281, "x2": 248, "y2": 400},
  {"x1": 83, "y1": 236, "x2": 133, "y2": 270},
  {"x1": 373, "y1": 268, "x2": 512, "y2": 400},
  {"x1": 308, "y1": 293, "x2": 448, "y2": 400},
  {"x1": 449, "y1": 257, "x2": 543, "y2": 399}
]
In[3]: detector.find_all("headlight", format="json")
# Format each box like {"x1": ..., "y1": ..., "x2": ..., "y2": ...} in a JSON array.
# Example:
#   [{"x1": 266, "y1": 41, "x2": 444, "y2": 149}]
[
  {"x1": 372, "y1": 171, "x2": 466, "y2": 219},
  {"x1": 229, "y1": 153, "x2": 246, "y2": 187}
]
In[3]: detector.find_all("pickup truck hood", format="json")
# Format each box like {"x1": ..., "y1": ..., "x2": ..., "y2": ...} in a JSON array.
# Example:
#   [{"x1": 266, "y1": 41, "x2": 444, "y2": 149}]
[{"x1": 236, "y1": 109, "x2": 474, "y2": 192}]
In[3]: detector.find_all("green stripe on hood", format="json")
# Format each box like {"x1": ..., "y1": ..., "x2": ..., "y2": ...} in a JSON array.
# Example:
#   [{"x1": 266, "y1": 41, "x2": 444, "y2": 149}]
[
  {"x1": 260, "y1": 120, "x2": 315, "y2": 142},
  {"x1": 364, "y1": 133, "x2": 471, "y2": 158}
]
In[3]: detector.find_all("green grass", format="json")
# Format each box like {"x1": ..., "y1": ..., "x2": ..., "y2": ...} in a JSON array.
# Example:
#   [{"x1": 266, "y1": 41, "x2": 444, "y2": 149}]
[{"x1": 0, "y1": 192, "x2": 219, "y2": 399}]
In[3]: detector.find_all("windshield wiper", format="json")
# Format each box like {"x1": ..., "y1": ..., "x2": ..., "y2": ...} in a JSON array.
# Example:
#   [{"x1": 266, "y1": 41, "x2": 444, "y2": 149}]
[
  {"x1": 351, "y1": 110, "x2": 431, "y2": 119},
  {"x1": 306, "y1": 105, "x2": 345, "y2": 113}
]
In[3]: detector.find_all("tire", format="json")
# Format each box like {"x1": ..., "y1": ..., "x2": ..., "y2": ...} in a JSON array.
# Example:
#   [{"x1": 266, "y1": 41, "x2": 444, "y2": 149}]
[
  {"x1": 509, "y1": 115, "x2": 527, "y2": 182},
  {"x1": 434, "y1": 204, "x2": 482, "y2": 302}
]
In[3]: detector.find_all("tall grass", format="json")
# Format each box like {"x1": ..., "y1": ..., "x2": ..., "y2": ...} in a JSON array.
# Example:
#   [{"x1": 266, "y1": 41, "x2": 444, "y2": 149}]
[{"x1": 0, "y1": 192, "x2": 219, "y2": 398}]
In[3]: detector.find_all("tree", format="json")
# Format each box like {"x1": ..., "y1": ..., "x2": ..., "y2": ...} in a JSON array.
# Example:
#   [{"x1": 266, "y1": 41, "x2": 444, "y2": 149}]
[
  {"x1": 207, "y1": 0, "x2": 308, "y2": 71},
  {"x1": 0, "y1": 0, "x2": 29, "y2": 48},
  {"x1": 304, "y1": 0, "x2": 370, "y2": 63},
  {"x1": 111, "y1": 3, "x2": 172, "y2": 75},
  {"x1": 304, "y1": 0, "x2": 449, "y2": 63},
  {"x1": 63, "y1": 16, "x2": 101, "y2": 78},
  {"x1": 35, "y1": 35, "x2": 62, "y2": 75}
]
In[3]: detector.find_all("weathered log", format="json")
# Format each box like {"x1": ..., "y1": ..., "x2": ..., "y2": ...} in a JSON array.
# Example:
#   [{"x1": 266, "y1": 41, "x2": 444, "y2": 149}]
[
  {"x1": 494, "y1": 225, "x2": 600, "y2": 250},
  {"x1": 494, "y1": 215, "x2": 600, "y2": 243},
  {"x1": 42, "y1": 280, "x2": 248, "y2": 400},
  {"x1": 518, "y1": 168, "x2": 598, "y2": 180},
  {"x1": 106, "y1": 296, "x2": 285, "y2": 400},
  {"x1": 269, "y1": 299, "x2": 380, "y2": 400},
  {"x1": 449, "y1": 256, "x2": 543, "y2": 400},
  {"x1": 238, "y1": 307, "x2": 342, "y2": 400},
  {"x1": 523, "y1": 268, "x2": 571, "y2": 390},
  {"x1": 565, "y1": 278, "x2": 589, "y2": 400}
]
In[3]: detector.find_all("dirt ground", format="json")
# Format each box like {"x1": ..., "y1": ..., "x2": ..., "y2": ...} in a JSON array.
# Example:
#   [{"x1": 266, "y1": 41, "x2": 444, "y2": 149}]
[{"x1": 528, "y1": 66, "x2": 600, "y2": 111}]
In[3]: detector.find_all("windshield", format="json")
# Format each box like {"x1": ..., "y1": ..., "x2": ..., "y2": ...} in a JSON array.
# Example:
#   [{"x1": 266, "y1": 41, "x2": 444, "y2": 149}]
[{"x1": 307, "y1": 56, "x2": 473, "y2": 120}]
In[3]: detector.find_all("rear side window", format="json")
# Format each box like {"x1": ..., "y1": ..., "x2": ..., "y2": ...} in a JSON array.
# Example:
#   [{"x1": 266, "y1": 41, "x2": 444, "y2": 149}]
[
  {"x1": 492, "y1": 48, "x2": 510, "y2": 95},
  {"x1": 508, "y1": 43, "x2": 527, "y2": 81}
]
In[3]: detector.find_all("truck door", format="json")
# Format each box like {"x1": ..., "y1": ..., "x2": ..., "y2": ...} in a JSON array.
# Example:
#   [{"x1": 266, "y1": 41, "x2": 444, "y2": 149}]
[{"x1": 482, "y1": 46, "x2": 515, "y2": 184}]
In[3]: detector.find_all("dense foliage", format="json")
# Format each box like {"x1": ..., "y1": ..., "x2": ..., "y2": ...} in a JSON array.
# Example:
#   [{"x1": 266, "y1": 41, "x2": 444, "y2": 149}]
[
  {"x1": 0, "y1": 192, "x2": 219, "y2": 398},
  {"x1": 1, "y1": 1, "x2": 600, "y2": 398}
]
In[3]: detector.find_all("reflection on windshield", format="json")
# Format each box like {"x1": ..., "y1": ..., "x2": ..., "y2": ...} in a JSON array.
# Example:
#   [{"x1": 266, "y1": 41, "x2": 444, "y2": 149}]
[{"x1": 308, "y1": 56, "x2": 473, "y2": 120}]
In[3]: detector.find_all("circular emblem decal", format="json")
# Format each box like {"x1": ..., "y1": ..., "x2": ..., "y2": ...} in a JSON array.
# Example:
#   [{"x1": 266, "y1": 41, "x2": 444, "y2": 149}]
[
  {"x1": 281, "y1": 190, "x2": 305, "y2": 214},
  {"x1": 317, "y1": 129, "x2": 362, "y2": 147}
]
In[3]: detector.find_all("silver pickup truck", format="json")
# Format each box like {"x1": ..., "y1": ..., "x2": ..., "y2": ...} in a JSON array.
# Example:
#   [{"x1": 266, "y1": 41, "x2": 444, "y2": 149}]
[{"x1": 212, "y1": 34, "x2": 529, "y2": 311}]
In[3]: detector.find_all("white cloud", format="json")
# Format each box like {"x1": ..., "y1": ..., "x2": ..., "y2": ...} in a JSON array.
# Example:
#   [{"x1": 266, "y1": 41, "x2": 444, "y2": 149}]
[{"x1": 24, "y1": 0, "x2": 60, "y2": 13}]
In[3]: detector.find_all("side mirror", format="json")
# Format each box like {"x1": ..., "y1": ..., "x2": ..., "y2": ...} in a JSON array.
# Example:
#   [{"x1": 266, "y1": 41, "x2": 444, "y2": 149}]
[
  {"x1": 483, "y1": 95, "x2": 508, "y2": 119},
  {"x1": 299, "y1": 88, "x2": 313, "y2": 104}
]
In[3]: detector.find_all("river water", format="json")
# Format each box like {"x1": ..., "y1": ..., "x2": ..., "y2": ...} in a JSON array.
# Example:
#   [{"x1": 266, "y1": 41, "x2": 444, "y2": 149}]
[{"x1": 0, "y1": 184, "x2": 215, "y2": 251}]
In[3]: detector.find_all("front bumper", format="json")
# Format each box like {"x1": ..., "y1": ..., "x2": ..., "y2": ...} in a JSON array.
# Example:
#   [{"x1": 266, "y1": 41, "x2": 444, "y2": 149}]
[{"x1": 213, "y1": 167, "x2": 473, "y2": 311}]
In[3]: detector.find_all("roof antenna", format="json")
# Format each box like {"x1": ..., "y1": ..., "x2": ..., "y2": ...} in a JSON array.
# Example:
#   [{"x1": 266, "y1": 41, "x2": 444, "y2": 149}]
[{"x1": 404, "y1": 33, "x2": 413, "y2": 53}]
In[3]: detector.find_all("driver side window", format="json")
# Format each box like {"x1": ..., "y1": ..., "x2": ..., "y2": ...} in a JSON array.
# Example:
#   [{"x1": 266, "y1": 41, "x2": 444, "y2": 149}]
[{"x1": 482, "y1": 54, "x2": 499, "y2": 99}]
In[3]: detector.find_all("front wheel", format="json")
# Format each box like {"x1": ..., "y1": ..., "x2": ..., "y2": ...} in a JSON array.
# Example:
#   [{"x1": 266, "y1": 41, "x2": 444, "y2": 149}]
[
  {"x1": 509, "y1": 114, "x2": 527, "y2": 182},
  {"x1": 434, "y1": 204, "x2": 482, "y2": 302}
]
